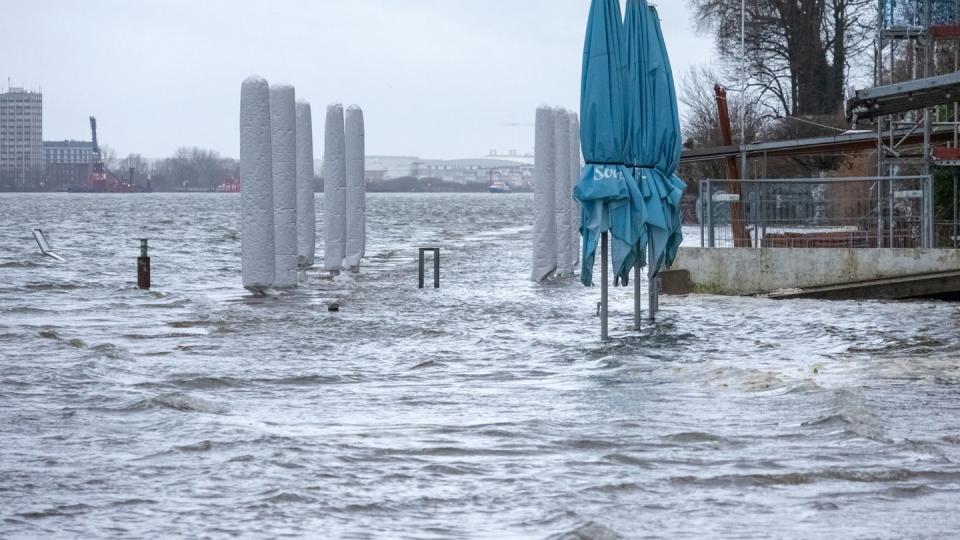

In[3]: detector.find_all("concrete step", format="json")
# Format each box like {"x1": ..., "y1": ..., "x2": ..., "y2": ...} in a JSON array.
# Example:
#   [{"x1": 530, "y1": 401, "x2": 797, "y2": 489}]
[{"x1": 766, "y1": 270, "x2": 960, "y2": 301}]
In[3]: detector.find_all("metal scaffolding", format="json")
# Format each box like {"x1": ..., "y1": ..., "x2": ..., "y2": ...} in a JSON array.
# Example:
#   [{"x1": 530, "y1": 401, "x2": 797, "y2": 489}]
[{"x1": 867, "y1": 0, "x2": 960, "y2": 247}]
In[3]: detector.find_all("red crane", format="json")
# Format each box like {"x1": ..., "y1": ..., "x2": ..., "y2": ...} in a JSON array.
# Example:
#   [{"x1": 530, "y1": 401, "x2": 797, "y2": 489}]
[{"x1": 88, "y1": 116, "x2": 109, "y2": 191}]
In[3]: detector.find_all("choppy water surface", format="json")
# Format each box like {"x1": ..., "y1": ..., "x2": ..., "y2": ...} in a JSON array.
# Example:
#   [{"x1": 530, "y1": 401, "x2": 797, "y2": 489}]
[{"x1": 1, "y1": 193, "x2": 959, "y2": 539}]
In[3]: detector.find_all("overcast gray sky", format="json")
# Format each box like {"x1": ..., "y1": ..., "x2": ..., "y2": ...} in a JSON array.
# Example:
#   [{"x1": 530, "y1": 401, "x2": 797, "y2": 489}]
[{"x1": 4, "y1": 1, "x2": 715, "y2": 160}]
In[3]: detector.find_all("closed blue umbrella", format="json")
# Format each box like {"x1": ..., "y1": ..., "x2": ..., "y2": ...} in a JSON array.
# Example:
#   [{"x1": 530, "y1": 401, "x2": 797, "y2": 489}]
[
  {"x1": 644, "y1": 5, "x2": 688, "y2": 268},
  {"x1": 624, "y1": 0, "x2": 686, "y2": 277},
  {"x1": 574, "y1": 0, "x2": 645, "y2": 287}
]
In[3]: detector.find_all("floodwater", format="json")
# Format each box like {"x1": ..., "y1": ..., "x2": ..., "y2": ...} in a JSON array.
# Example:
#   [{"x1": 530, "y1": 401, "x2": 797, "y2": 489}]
[{"x1": 1, "y1": 193, "x2": 959, "y2": 539}]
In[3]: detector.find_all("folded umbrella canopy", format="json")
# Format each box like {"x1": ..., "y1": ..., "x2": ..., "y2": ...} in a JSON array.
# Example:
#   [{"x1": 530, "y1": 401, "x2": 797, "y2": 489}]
[
  {"x1": 624, "y1": 0, "x2": 686, "y2": 277},
  {"x1": 644, "y1": 5, "x2": 688, "y2": 269},
  {"x1": 574, "y1": 0, "x2": 645, "y2": 287}
]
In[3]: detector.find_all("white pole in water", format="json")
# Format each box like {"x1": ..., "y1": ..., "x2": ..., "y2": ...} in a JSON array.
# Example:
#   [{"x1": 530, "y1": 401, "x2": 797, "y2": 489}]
[
  {"x1": 569, "y1": 112, "x2": 581, "y2": 271},
  {"x1": 345, "y1": 105, "x2": 366, "y2": 273},
  {"x1": 323, "y1": 104, "x2": 347, "y2": 274},
  {"x1": 270, "y1": 84, "x2": 298, "y2": 288},
  {"x1": 554, "y1": 107, "x2": 573, "y2": 277},
  {"x1": 531, "y1": 105, "x2": 557, "y2": 282},
  {"x1": 296, "y1": 100, "x2": 316, "y2": 268},
  {"x1": 240, "y1": 76, "x2": 275, "y2": 294}
]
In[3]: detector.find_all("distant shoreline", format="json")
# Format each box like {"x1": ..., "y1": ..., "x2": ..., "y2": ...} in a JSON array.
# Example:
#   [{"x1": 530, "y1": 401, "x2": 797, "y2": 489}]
[
  {"x1": 0, "y1": 189, "x2": 532, "y2": 195},
  {"x1": 0, "y1": 176, "x2": 533, "y2": 194}
]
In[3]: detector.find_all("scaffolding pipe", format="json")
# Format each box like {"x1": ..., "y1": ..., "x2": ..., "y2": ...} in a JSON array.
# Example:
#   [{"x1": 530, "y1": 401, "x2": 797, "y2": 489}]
[{"x1": 954, "y1": 172, "x2": 959, "y2": 247}]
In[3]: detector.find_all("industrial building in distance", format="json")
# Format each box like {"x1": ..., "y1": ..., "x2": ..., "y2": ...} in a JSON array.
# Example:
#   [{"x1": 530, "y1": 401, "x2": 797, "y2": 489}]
[
  {"x1": 321, "y1": 153, "x2": 535, "y2": 192},
  {"x1": 3, "y1": 83, "x2": 535, "y2": 192},
  {"x1": 44, "y1": 140, "x2": 93, "y2": 189}
]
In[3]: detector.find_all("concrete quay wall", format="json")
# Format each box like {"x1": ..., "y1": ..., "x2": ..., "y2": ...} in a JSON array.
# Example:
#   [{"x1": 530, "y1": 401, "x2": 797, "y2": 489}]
[{"x1": 672, "y1": 248, "x2": 960, "y2": 296}]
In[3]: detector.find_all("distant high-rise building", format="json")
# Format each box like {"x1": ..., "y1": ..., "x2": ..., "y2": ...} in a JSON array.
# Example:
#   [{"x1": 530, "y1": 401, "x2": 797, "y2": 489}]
[
  {"x1": 44, "y1": 140, "x2": 92, "y2": 190},
  {"x1": 0, "y1": 87, "x2": 43, "y2": 189}
]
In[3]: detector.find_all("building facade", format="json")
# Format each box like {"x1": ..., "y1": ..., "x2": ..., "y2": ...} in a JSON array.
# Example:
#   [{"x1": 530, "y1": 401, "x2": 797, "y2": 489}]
[
  {"x1": 44, "y1": 140, "x2": 93, "y2": 190},
  {"x1": 0, "y1": 88, "x2": 43, "y2": 189}
]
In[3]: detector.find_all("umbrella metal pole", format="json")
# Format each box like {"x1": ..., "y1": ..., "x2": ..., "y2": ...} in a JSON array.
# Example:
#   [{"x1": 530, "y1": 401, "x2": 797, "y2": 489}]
[
  {"x1": 633, "y1": 258, "x2": 642, "y2": 331},
  {"x1": 648, "y1": 241, "x2": 657, "y2": 322},
  {"x1": 601, "y1": 232, "x2": 609, "y2": 341}
]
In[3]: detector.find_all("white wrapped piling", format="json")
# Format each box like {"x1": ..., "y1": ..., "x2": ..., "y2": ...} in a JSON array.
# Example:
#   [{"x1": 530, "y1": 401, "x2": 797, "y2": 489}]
[
  {"x1": 240, "y1": 76, "x2": 275, "y2": 293},
  {"x1": 554, "y1": 108, "x2": 573, "y2": 276},
  {"x1": 270, "y1": 84, "x2": 298, "y2": 288},
  {"x1": 569, "y1": 112, "x2": 582, "y2": 269},
  {"x1": 296, "y1": 101, "x2": 316, "y2": 268},
  {"x1": 531, "y1": 105, "x2": 557, "y2": 282},
  {"x1": 345, "y1": 105, "x2": 366, "y2": 271},
  {"x1": 323, "y1": 104, "x2": 347, "y2": 273}
]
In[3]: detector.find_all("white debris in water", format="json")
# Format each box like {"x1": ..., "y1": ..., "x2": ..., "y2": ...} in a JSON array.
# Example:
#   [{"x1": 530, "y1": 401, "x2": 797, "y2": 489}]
[
  {"x1": 323, "y1": 104, "x2": 347, "y2": 273},
  {"x1": 344, "y1": 105, "x2": 366, "y2": 271},
  {"x1": 531, "y1": 105, "x2": 557, "y2": 282},
  {"x1": 757, "y1": 288, "x2": 806, "y2": 298},
  {"x1": 270, "y1": 84, "x2": 298, "y2": 288},
  {"x1": 554, "y1": 107, "x2": 573, "y2": 276},
  {"x1": 240, "y1": 76, "x2": 275, "y2": 293},
  {"x1": 296, "y1": 100, "x2": 316, "y2": 268},
  {"x1": 569, "y1": 111, "x2": 582, "y2": 270},
  {"x1": 332, "y1": 270, "x2": 358, "y2": 287}
]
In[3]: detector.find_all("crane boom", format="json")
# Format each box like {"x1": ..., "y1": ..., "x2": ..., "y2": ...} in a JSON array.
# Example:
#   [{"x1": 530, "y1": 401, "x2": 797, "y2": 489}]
[{"x1": 89, "y1": 116, "x2": 100, "y2": 155}]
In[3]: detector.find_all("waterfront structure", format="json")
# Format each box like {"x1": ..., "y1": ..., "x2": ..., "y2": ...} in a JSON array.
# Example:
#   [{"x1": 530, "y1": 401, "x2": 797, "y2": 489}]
[
  {"x1": 270, "y1": 84, "x2": 298, "y2": 288},
  {"x1": 345, "y1": 106, "x2": 366, "y2": 271},
  {"x1": 323, "y1": 104, "x2": 347, "y2": 273},
  {"x1": 240, "y1": 76, "x2": 276, "y2": 293},
  {"x1": 0, "y1": 87, "x2": 43, "y2": 189},
  {"x1": 531, "y1": 106, "x2": 557, "y2": 282},
  {"x1": 296, "y1": 101, "x2": 316, "y2": 268}
]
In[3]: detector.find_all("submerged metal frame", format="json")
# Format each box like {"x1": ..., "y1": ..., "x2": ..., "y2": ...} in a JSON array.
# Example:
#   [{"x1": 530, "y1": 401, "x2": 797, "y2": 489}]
[{"x1": 418, "y1": 248, "x2": 440, "y2": 289}]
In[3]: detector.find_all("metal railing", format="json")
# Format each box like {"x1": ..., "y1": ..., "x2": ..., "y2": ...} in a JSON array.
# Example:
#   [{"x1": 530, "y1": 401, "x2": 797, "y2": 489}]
[{"x1": 697, "y1": 176, "x2": 951, "y2": 249}]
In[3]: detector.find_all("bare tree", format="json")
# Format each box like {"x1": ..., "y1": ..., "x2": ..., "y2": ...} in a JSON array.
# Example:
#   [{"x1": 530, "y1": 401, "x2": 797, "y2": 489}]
[
  {"x1": 99, "y1": 144, "x2": 118, "y2": 171},
  {"x1": 190, "y1": 148, "x2": 225, "y2": 191},
  {"x1": 689, "y1": 0, "x2": 875, "y2": 117},
  {"x1": 117, "y1": 153, "x2": 149, "y2": 178},
  {"x1": 678, "y1": 66, "x2": 766, "y2": 184},
  {"x1": 151, "y1": 147, "x2": 238, "y2": 191}
]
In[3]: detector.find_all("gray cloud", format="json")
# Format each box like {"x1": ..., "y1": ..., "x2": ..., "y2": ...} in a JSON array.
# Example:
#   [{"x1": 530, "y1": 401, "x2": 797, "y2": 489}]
[{"x1": 3, "y1": 0, "x2": 714, "y2": 159}]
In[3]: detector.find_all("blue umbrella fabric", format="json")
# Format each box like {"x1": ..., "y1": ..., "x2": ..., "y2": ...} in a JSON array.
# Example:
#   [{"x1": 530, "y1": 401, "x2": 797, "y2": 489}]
[
  {"x1": 624, "y1": 0, "x2": 686, "y2": 276},
  {"x1": 574, "y1": 0, "x2": 645, "y2": 287},
  {"x1": 644, "y1": 4, "x2": 688, "y2": 269}
]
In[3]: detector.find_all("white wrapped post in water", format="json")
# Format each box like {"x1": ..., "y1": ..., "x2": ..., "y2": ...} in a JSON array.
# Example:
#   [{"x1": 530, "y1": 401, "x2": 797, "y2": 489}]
[
  {"x1": 270, "y1": 84, "x2": 298, "y2": 288},
  {"x1": 240, "y1": 76, "x2": 275, "y2": 293},
  {"x1": 554, "y1": 107, "x2": 573, "y2": 276},
  {"x1": 345, "y1": 105, "x2": 366, "y2": 272},
  {"x1": 531, "y1": 105, "x2": 557, "y2": 282},
  {"x1": 569, "y1": 112, "x2": 582, "y2": 270},
  {"x1": 296, "y1": 100, "x2": 316, "y2": 268},
  {"x1": 323, "y1": 104, "x2": 347, "y2": 273}
]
